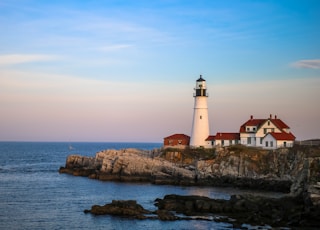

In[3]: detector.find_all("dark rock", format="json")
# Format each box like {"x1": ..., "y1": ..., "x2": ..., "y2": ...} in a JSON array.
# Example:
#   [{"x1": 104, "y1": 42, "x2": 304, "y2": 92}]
[
  {"x1": 155, "y1": 210, "x2": 180, "y2": 221},
  {"x1": 84, "y1": 194, "x2": 320, "y2": 228},
  {"x1": 154, "y1": 194, "x2": 319, "y2": 228},
  {"x1": 86, "y1": 200, "x2": 151, "y2": 219}
]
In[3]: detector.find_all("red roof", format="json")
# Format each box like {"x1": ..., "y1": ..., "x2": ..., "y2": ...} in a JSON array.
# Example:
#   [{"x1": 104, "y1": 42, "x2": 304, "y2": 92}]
[
  {"x1": 240, "y1": 119, "x2": 265, "y2": 132},
  {"x1": 205, "y1": 135, "x2": 215, "y2": 141},
  {"x1": 240, "y1": 116, "x2": 290, "y2": 133},
  {"x1": 270, "y1": 119, "x2": 289, "y2": 130},
  {"x1": 214, "y1": 132, "x2": 240, "y2": 140},
  {"x1": 268, "y1": 132, "x2": 295, "y2": 141},
  {"x1": 164, "y1": 134, "x2": 190, "y2": 140}
]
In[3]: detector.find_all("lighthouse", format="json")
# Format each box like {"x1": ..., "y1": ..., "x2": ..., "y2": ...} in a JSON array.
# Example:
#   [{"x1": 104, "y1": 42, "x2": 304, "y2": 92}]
[{"x1": 190, "y1": 75, "x2": 210, "y2": 148}]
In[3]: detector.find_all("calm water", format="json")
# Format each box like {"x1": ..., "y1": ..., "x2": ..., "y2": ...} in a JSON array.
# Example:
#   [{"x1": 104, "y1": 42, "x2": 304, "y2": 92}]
[{"x1": 0, "y1": 142, "x2": 283, "y2": 230}]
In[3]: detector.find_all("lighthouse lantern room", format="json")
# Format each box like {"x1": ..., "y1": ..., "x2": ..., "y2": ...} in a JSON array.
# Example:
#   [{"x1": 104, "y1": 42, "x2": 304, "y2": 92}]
[{"x1": 190, "y1": 75, "x2": 211, "y2": 148}]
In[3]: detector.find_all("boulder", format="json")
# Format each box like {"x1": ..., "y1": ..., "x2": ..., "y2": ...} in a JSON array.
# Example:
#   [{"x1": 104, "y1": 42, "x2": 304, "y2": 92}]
[{"x1": 85, "y1": 200, "x2": 151, "y2": 219}]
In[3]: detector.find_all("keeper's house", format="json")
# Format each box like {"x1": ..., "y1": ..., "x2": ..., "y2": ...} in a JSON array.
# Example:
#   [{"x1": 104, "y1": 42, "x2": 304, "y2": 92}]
[{"x1": 239, "y1": 114, "x2": 295, "y2": 149}]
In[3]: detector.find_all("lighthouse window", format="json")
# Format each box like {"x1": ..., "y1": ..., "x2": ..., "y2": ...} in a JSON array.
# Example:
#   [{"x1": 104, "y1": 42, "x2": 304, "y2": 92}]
[{"x1": 200, "y1": 115, "x2": 202, "y2": 119}]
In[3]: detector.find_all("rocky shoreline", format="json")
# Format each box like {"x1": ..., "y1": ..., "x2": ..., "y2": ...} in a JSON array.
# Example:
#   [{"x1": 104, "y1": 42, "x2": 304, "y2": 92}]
[
  {"x1": 83, "y1": 193, "x2": 319, "y2": 228},
  {"x1": 58, "y1": 147, "x2": 300, "y2": 192},
  {"x1": 59, "y1": 145, "x2": 320, "y2": 228}
]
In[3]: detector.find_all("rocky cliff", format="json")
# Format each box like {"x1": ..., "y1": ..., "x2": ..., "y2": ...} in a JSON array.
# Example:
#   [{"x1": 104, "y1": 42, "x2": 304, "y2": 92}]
[
  {"x1": 60, "y1": 145, "x2": 320, "y2": 228},
  {"x1": 59, "y1": 145, "x2": 320, "y2": 202},
  {"x1": 60, "y1": 148, "x2": 194, "y2": 184}
]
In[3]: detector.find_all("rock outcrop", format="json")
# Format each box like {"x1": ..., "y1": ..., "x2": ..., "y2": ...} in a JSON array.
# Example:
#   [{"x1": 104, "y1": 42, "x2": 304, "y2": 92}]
[
  {"x1": 154, "y1": 194, "x2": 320, "y2": 228},
  {"x1": 84, "y1": 200, "x2": 152, "y2": 219},
  {"x1": 60, "y1": 148, "x2": 194, "y2": 185},
  {"x1": 59, "y1": 145, "x2": 320, "y2": 193},
  {"x1": 61, "y1": 145, "x2": 320, "y2": 228},
  {"x1": 84, "y1": 194, "x2": 320, "y2": 228}
]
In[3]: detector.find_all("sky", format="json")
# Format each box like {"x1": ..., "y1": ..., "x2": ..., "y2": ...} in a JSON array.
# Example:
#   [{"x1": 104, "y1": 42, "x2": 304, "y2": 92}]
[{"x1": 0, "y1": 0, "x2": 319, "y2": 142}]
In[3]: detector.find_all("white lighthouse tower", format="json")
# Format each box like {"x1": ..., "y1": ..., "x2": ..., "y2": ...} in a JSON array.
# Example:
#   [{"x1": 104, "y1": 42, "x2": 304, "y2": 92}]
[{"x1": 190, "y1": 75, "x2": 210, "y2": 148}]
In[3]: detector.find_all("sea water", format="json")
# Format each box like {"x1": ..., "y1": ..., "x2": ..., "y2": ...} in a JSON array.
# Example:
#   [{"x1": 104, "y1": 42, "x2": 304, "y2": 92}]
[{"x1": 0, "y1": 142, "x2": 284, "y2": 230}]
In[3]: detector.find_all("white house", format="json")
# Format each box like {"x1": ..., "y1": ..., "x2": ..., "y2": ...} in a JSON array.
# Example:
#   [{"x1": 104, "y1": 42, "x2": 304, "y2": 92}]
[
  {"x1": 212, "y1": 133, "x2": 240, "y2": 147},
  {"x1": 239, "y1": 114, "x2": 295, "y2": 149},
  {"x1": 263, "y1": 132, "x2": 295, "y2": 149}
]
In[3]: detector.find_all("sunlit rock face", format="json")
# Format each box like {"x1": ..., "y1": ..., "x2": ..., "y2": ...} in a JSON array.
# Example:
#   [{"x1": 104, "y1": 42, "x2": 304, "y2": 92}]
[
  {"x1": 60, "y1": 145, "x2": 320, "y2": 199},
  {"x1": 61, "y1": 148, "x2": 194, "y2": 184}
]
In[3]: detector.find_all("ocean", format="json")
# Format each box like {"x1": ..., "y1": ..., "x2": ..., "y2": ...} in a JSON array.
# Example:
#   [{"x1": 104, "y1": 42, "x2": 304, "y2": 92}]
[{"x1": 0, "y1": 142, "x2": 283, "y2": 230}]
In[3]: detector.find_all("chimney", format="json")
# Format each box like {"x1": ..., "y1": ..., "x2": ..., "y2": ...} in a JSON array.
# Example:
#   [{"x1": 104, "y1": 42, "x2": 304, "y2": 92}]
[
  {"x1": 250, "y1": 115, "x2": 253, "y2": 120},
  {"x1": 275, "y1": 115, "x2": 277, "y2": 119},
  {"x1": 270, "y1": 114, "x2": 272, "y2": 119}
]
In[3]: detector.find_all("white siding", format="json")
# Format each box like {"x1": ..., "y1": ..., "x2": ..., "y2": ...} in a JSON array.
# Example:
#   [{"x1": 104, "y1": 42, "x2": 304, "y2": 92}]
[
  {"x1": 257, "y1": 120, "x2": 281, "y2": 136},
  {"x1": 240, "y1": 133, "x2": 256, "y2": 146},
  {"x1": 263, "y1": 134, "x2": 277, "y2": 149},
  {"x1": 276, "y1": 140, "x2": 294, "y2": 148}
]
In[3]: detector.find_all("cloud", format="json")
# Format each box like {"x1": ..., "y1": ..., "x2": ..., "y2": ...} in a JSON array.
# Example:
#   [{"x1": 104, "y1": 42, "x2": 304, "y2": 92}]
[
  {"x1": 0, "y1": 54, "x2": 58, "y2": 66},
  {"x1": 99, "y1": 44, "x2": 134, "y2": 52},
  {"x1": 291, "y1": 59, "x2": 320, "y2": 69}
]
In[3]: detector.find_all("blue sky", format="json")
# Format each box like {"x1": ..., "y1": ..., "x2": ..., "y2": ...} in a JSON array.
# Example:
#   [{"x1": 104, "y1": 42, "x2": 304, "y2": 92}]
[{"x1": 0, "y1": 0, "x2": 319, "y2": 142}]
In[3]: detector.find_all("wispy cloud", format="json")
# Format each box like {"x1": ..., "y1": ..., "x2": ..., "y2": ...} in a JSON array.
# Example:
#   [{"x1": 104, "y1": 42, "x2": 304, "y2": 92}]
[
  {"x1": 291, "y1": 59, "x2": 320, "y2": 69},
  {"x1": 99, "y1": 44, "x2": 134, "y2": 52},
  {"x1": 0, "y1": 54, "x2": 58, "y2": 66}
]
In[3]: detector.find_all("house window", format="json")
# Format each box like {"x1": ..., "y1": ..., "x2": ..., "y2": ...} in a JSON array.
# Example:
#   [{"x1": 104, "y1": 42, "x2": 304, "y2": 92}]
[
  {"x1": 264, "y1": 128, "x2": 267, "y2": 134},
  {"x1": 270, "y1": 141, "x2": 273, "y2": 147},
  {"x1": 247, "y1": 127, "x2": 250, "y2": 131},
  {"x1": 235, "y1": 139, "x2": 238, "y2": 144},
  {"x1": 268, "y1": 121, "x2": 270, "y2": 126},
  {"x1": 260, "y1": 138, "x2": 263, "y2": 145},
  {"x1": 284, "y1": 142, "x2": 287, "y2": 147},
  {"x1": 247, "y1": 137, "x2": 251, "y2": 144},
  {"x1": 222, "y1": 140, "x2": 224, "y2": 146},
  {"x1": 169, "y1": 140, "x2": 173, "y2": 145},
  {"x1": 200, "y1": 115, "x2": 202, "y2": 119},
  {"x1": 253, "y1": 127, "x2": 256, "y2": 131},
  {"x1": 266, "y1": 141, "x2": 269, "y2": 147},
  {"x1": 230, "y1": 140, "x2": 233, "y2": 145}
]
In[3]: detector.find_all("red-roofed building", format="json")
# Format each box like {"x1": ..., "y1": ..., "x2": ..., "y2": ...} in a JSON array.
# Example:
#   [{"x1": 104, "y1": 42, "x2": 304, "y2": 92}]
[
  {"x1": 213, "y1": 133, "x2": 240, "y2": 147},
  {"x1": 240, "y1": 114, "x2": 295, "y2": 149},
  {"x1": 205, "y1": 135, "x2": 216, "y2": 146},
  {"x1": 263, "y1": 132, "x2": 296, "y2": 149},
  {"x1": 163, "y1": 134, "x2": 190, "y2": 149}
]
